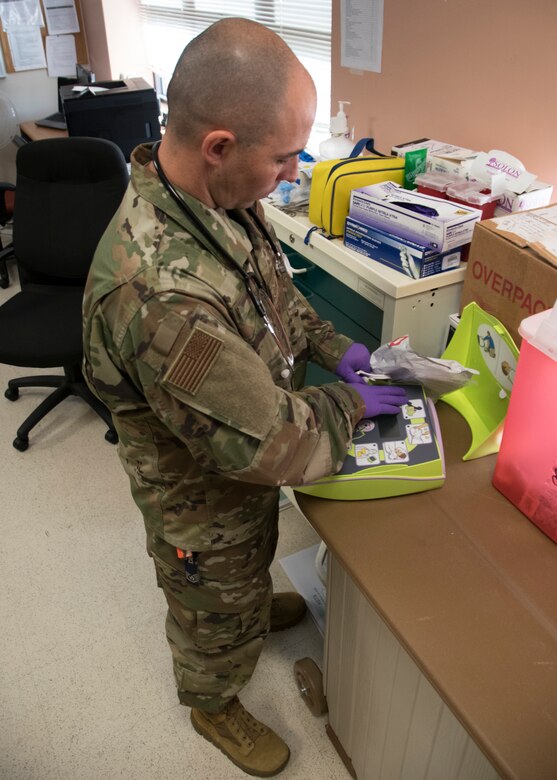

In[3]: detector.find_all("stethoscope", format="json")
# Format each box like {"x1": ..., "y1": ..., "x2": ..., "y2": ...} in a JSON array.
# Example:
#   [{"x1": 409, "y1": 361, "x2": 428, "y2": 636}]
[{"x1": 151, "y1": 140, "x2": 294, "y2": 378}]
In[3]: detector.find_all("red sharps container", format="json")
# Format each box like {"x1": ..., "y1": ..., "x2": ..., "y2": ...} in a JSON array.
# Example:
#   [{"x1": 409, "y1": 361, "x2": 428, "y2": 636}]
[{"x1": 493, "y1": 301, "x2": 557, "y2": 542}]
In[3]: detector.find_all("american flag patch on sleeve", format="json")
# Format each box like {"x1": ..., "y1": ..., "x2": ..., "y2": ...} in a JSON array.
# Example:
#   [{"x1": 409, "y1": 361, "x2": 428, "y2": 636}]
[{"x1": 164, "y1": 326, "x2": 223, "y2": 395}]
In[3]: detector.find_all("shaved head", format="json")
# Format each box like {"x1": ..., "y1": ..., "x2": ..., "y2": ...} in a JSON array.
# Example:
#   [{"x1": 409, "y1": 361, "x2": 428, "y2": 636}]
[{"x1": 166, "y1": 18, "x2": 312, "y2": 146}]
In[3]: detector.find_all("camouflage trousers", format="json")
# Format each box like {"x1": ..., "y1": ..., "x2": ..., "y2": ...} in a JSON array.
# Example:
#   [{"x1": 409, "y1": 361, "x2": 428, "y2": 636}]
[{"x1": 146, "y1": 504, "x2": 279, "y2": 713}]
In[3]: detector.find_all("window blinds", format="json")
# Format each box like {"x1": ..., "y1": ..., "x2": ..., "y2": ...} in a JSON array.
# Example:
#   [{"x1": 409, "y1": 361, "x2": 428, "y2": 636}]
[
  {"x1": 137, "y1": 1, "x2": 331, "y2": 61},
  {"x1": 137, "y1": 0, "x2": 332, "y2": 145}
]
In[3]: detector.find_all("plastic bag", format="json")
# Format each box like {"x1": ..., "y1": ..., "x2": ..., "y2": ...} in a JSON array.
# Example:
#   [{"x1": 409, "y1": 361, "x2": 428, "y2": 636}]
[
  {"x1": 368, "y1": 335, "x2": 478, "y2": 401},
  {"x1": 267, "y1": 159, "x2": 316, "y2": 209}
]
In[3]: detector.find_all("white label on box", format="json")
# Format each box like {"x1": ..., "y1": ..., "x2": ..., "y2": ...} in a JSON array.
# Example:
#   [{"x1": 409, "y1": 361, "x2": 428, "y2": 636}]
[
  {"x1": 495, "y1": 212, "x2": 557, "y2": 245},
  {"x1": 441, "y1": 251, "x2": 461, "y2": 270},
  {"x1": 539, "y1": 236, "x2": 557, "y2": 258},
  {"x1": 445, "y1": 220, "x2": 477, "y2": 250},
  {"x1": 536, "y1": 205, "x2": 557, "y2": 226}
]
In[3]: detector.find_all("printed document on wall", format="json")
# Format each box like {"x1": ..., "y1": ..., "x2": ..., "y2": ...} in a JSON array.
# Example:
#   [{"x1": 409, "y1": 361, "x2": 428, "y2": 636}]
[
  {"x1": 7, "y1": 25, "x2": 46, "y2": 70},
  {"x1": 341, "y1": 0, "x2": 384, "y2": 73},
  {"x1": 46, "y1": 34, "x2": 76, "y2": 77},
  {"x1": 0, "y1": 0, "x2": 43, "y2": 29},
  {"x1": 44, "y1": 0, "x2": 79, "y2": 35}
]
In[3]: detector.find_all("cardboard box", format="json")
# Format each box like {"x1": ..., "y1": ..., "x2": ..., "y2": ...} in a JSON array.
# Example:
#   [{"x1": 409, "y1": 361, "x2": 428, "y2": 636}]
[
  {"x1": 392, "y1": 138, "x2": 476, "y2": 163},
  {"x1": 467, "y1": 150, "x2": 554, "y2": 218},
  {"x1": 344, "y1": 217, "x2": 462, "y2": 279},
  {"x1": 461, "y1": 205, "x2": 557, "y2": 344},
  {"x1": 391, "y1": 138, "x2": 478, "y2": 178},
  {"x1": 494, "y1": 180, "x2": 554, "y2": 217},
  {"x1": 349, "y1": 181, "x2": 482, "y2": 253}
]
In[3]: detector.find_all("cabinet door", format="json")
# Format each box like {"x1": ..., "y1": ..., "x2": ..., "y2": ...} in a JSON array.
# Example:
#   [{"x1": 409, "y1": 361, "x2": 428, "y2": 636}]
[{"x1": 285, "y1": 245, "x2": 382, "y2": 385}]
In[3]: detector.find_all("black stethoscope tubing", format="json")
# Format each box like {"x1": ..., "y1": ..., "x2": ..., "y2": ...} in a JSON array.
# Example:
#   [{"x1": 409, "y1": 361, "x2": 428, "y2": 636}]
[{"x1": 151, "y1": 140, "x2": 294, "y2": 370}]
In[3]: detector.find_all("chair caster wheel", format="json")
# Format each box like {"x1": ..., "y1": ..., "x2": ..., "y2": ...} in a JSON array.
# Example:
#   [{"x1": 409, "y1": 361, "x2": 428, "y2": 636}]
[
  {"x1": 13, "y1": 436, "x2": 29, "y2": 452},
  {"x1": 0, "y1": 279, "x2": 9, "y2": 289},
  {"x1": 293, "y1": 657, "x2": 328, "y2": 716},
  {"x1": 105, "y1": 428, "x2": 118, "y2": 444},
  {"x1": 5, "y1": 386, "x2": 19, "y2": 401}
]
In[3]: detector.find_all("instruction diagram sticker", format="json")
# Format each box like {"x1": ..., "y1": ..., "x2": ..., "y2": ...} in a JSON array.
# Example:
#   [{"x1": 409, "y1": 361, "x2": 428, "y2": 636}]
[
  {"x1": 402, "y1": 399, "x2": 426, "y2": 420},
  {"x1": 406, "y1": 422, "x2": 432, "y2": 445},
  {"x1": 476, "y1": 324, "x2": 517, "y2": 394},
  {"x1": 355, "y1": 442, "x2": 380, "y2": 466},
  {"x1": 383, "y1": 440, "x2": 409, "y2": 463}
]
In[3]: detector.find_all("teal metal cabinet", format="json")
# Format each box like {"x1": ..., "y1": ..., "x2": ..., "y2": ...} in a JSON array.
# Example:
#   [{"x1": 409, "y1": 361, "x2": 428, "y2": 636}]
[
  {"x1": 283, "y1": 244, "x2": 382, "y2": 385},
  {"x1": 264, "y1": 202, "x2": 466, "y2": 361}
]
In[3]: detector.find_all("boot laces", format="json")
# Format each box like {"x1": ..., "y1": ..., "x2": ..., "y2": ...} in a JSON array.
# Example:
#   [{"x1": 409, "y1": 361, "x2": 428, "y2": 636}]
[{"x1": 225, "y1": 697, "x2": 267, "y2": 743}]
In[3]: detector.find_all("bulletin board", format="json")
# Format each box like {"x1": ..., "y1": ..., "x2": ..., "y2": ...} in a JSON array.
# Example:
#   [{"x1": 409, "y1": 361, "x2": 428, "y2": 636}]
[{"x1": 0, "y1": 0, "x2": 88, "y2": 74}]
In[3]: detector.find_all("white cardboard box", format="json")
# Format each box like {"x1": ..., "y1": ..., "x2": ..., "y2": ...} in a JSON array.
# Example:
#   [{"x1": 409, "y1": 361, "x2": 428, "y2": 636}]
[
  {"x1": 494, "y1": 180, "x2": 554, "y2": 217},
  {"x1": 392, "y1": 138, "x2": 478, "y2": 178}
]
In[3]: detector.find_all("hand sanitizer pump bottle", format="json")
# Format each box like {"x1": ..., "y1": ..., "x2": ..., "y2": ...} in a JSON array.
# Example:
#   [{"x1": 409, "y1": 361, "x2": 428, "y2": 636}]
[
  {"x1": 493, "y1": 299, "x2": 557, "y2": 541},
  {"x1": 319, "y1": 101, "x2": 354, "y2": 161}
]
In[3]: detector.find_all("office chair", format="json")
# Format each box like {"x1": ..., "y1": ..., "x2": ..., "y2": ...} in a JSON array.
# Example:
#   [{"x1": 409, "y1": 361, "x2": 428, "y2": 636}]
[
  {"x1": 0, "y1": 181, "x2": 15, "y2": 288},
  {"x1": 0, "y1": 137, "x2": 129, "y2": 451}
]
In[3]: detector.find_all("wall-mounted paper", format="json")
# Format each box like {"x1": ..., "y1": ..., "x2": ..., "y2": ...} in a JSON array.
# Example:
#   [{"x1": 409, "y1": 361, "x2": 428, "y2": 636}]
[
  {"x1": 44, "y1": 0, "x2": 79, "y2": 35},
  {"x1": 341, "y1": 0, "x2": 384, "y2": 73},
  {"x1": 8, "y1": 25, "x2": 46, "y2": 71},
  {"x1": 0, "y1": 0, "x2": 44, "y2": 29},
  {"x1": 46, "y1": 34, "x2": 76, "y2": 77}
]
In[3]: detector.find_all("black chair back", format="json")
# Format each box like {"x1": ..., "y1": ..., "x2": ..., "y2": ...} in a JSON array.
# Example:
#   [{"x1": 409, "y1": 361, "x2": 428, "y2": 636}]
[{"x1": 13, "y1": 137, "x2": 128, "y2": 282}]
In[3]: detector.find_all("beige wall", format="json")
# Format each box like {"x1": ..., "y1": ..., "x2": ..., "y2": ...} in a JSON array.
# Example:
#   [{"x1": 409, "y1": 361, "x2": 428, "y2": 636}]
[
  {"x1": 79, "y1": 0, "x2": 110, "y2": 80},
  {"x1": 332, "y1": 0, "x2": 557, "y2": 188},
  {"x1": 80, "y1": 0, "x2": 150, "y2": 81}
]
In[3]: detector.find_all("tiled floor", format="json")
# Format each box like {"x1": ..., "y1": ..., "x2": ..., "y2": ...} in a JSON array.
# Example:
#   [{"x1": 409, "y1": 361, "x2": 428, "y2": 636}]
[{"x1": 0, "y1": 268, "x2": 348, "y2": 779}]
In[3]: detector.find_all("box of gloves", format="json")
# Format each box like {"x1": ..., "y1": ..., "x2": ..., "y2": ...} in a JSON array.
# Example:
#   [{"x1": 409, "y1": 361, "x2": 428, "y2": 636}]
[
  {"x1": 344, "y1": 217, "x2": 462, "y2": 279},
  {"x1": 349, "y1": 181, "x2": 482, "y2": 253}
]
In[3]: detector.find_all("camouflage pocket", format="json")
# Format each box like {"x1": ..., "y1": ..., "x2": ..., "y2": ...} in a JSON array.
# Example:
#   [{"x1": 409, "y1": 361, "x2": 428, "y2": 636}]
[{"x1": 192, "y1": 599, "x2": 271, "y2": 651}]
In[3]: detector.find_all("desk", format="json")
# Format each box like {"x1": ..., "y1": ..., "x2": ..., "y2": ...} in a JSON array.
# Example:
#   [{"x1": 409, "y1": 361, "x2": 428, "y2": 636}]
[
  {"x1": 18, "y1": 121, "x2": 68, "y2": 144},
  {"x1": 296, "y1": 404, "x2": 557, "y2": 780},
  {"x1": 263, "y1": 203, "x2": 466, "y2": 358}
]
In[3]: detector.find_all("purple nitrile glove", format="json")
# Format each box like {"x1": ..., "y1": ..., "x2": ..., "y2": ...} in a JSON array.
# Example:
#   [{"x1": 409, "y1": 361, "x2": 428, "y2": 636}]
[
  {"x1": 335, "y1": 343, "x2": 371, "y2": 385},
  {"x1": 347, "y1": 383, "x2": 408, "y2": 418}
]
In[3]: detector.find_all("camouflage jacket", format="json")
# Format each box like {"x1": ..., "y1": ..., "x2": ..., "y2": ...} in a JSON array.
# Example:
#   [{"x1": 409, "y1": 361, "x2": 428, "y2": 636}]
[{"x1": 83, "y1": 143, "x2": 365, "y2": 551}]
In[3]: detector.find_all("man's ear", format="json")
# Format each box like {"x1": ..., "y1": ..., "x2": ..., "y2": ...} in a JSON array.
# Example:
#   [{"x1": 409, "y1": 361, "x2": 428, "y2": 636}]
[{"x1": 201, "y1": 130, "x2": 237, "y2": 167}]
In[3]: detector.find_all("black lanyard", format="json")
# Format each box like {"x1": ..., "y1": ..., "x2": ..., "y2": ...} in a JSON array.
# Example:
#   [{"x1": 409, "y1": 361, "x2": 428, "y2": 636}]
[{"x1": 151, "y1": 141, "x2": 294, "y2": 370}]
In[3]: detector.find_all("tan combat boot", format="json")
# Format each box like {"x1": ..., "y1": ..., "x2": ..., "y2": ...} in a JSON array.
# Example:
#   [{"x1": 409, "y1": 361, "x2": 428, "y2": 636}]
[
  {"x1": 270, "y1": 591, "x2": 307, "y2": 632},
  {"x1": 191, "y1": 697, "x2": 290, "y2": 777}
]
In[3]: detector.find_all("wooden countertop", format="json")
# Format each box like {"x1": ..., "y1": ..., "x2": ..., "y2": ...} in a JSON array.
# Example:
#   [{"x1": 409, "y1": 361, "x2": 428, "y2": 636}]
[
  {"x1": 19, "y1": 122, "x2": 68, "y2": 143},
  {"x1": 296, "y1": 403, "x2": 557, "y2": 780}
]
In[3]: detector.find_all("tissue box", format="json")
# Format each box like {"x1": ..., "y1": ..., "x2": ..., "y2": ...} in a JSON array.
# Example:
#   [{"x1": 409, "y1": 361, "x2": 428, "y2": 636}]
[
  {"x1": 344, "y1": 217, "x2": 462, "y2": 279},
  {"x1": 461, "y1": 205, "x2": 557, "y2": 344},
  {"x1": 349, "y1": 181, "x2": 482, "y2": 253}
]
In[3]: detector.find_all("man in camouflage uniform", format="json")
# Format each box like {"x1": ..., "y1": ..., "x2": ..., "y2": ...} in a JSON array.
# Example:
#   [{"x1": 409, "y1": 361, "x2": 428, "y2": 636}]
[{"x1": 83, "y1": 17, "x2": 406, "y2": 777}]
